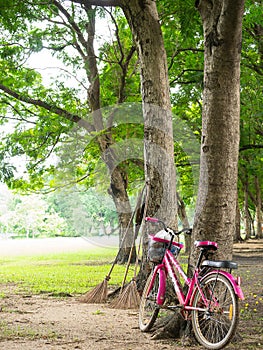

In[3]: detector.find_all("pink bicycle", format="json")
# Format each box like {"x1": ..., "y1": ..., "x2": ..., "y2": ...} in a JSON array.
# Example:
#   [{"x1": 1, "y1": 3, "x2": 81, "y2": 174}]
[{"x1": 139, "y1": 217, "x2": 244, "y2": 350}]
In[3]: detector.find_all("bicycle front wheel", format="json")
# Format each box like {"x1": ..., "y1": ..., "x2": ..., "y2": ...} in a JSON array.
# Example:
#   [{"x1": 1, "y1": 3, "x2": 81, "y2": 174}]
[
  {"x1": 192, "y1": 273, "x2": 239, "y2": 350},
  {"x1": 139, "y1": 270, "x2": 160, "y2": 332}
]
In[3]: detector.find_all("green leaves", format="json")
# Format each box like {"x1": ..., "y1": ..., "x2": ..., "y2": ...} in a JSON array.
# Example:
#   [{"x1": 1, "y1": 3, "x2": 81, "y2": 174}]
[{"x1": 28, "y1": 28, "x2": 44, "y2": 53}]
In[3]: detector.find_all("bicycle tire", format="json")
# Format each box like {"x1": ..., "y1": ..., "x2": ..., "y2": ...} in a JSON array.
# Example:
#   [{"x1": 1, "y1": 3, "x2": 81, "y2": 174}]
[
  {"x1": 192, "y1": 273, "x2": 239, "y2": 350},
  {"x1": 139, "y1": 270, "x2": 160, "y2": 332}
]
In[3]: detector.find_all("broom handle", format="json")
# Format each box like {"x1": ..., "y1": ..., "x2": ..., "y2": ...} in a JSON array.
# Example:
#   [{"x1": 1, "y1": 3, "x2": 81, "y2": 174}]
[
  {"x1": 119, "y1": 223, "x2": 139, "y2": 291},
  {"x1": 105, "y1": 185, "x2": 145, "y2": 281},
  {"x1": 105, "y1": 210, "x2": 135, "y2": 280},
  {"x1": 134, "y1": 181, "x2": 150, "y2": 278},
  {"x1": 119, "y1": 185, "x2": 147, "y2": 291}
]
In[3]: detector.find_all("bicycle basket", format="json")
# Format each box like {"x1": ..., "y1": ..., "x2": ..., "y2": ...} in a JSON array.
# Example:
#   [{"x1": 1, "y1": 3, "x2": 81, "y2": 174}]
[
  {"x1": 147, "y1": 230, "x2": 182, "y2": 263},
  {"x1": 148, "y1": 238, "x2": 166, "y2": 263}
]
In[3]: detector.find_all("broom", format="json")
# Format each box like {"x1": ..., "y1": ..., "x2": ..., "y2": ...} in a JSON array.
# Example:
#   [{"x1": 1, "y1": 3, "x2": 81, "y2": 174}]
[
  {"x1": 110, "y1": 184, "x2": 149, "y2": 309},
  {"x1": 109, "y1": 228, "x2": 141, "y2": 309},
  {"x1": 80, "y1": 187, "x2": 145, "y2": 304}
]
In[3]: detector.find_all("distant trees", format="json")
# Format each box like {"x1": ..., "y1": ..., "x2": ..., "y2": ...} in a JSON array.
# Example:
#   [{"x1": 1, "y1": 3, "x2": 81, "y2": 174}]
[
  {"x1": 0, "y1": 185, "x2": 66, "y2": 238},
  {"x1": 0, "y1": 184, "x2": 119, "y2": 238}
]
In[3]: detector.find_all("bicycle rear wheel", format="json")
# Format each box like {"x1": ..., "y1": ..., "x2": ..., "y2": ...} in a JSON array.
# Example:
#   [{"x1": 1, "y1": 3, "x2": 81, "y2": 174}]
[
  {"x1": 139, "y1": 270, "x2": 160, "y2": 332},
  {"x1": 192, "y1": 273, "x2": 239, "y2": 350}
]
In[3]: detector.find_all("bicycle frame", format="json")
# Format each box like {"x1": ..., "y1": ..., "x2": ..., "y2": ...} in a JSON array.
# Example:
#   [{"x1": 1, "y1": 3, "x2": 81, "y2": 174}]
[
  {"x1": 150, "y1": 249, "x2": 198, "y2": 308},
  {"x1": 148, "y1": 248, "x2": 244, "y2": 316}
]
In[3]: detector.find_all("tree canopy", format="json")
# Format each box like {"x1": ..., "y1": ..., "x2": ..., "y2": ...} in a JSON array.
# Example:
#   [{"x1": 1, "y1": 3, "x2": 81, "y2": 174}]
[{"x1": 0, "y1": 0, "x2": 262, "y2": 239}]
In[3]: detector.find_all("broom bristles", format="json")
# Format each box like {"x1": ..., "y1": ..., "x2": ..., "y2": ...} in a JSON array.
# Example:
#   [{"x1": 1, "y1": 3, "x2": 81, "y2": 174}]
[
  {"x1": 110, "y1": 280, "x2": 141, "y2": 309},
  {"x1": 80, "y1": 279, "x2": 108, "y2": 303}
]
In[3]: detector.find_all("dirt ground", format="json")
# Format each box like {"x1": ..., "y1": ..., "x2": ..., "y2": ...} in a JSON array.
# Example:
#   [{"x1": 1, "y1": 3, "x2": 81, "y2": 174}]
[{"x1": 0, "y1": 240, "x2": 262, "y2": 350}]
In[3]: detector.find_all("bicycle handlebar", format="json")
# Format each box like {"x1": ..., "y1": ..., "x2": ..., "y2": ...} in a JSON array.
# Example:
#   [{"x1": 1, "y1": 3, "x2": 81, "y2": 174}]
[{"x1": 145, "y1": 216, "x2": 192, "y2": 236}]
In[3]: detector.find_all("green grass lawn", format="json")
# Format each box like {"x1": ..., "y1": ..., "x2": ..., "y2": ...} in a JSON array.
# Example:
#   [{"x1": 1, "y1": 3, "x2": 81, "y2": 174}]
[{"x1": 0, "y1": 249, "x2": 135, "y2": 296}]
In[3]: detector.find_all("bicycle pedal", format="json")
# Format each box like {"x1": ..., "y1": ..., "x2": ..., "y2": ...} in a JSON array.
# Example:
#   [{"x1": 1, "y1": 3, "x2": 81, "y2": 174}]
[{"x1": 167, "y1": 304, "x2": 183, "y2": 309}]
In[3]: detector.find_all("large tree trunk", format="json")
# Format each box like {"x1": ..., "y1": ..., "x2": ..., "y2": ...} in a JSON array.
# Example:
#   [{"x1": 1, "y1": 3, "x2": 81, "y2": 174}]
[
  {"x1": 107, "y1": 163, "x2": 137, "y2": 263},
  {"x1": 151, "y1": 0, "x2": 245, "y2": 341},
  {"x1": 189, "y1": 0, "x2": 245, "y2": 267},
  {"x1": 122, "y1": 0, "x2": 177, "y2": 288},
  {"x1": 122, "y1": 1, "x2": 177, "y2": 224}
]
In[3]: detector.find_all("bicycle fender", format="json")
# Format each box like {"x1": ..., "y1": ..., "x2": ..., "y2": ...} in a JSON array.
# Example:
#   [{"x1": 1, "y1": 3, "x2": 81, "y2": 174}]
[
  {"x1": 157, "y1": 268, "x2": 166, "y2": 305},
  {"x1": 202, "y1": 270, "x2": 244, "y2": 300}
]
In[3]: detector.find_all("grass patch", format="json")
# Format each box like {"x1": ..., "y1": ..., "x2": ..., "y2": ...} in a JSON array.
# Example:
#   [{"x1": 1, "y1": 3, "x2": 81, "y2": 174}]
[
  {"x1": 0, "y1": 320, "x2": 60, "y2": 341},
  {"x1": 0, "y1": 248, "x2": 134, "y2": 295}
]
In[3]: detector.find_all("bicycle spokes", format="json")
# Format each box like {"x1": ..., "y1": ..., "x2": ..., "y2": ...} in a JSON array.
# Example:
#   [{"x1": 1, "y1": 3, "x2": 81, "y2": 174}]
[
  {"x1": 139, "y1": 271, "x2": 160, "y2": 332},
  {"x1": 192, "y1": 273, "x2": 239, "y2": 349}
]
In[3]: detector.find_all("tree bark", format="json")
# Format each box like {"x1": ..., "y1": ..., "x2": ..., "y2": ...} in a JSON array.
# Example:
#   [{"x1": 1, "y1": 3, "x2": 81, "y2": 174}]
[
  {"x1": 122, "y1": 1, "x2": 177, "y2": 224},
  {"x1": 190, "y1": 0, "x2": 245, "y2": 267}
]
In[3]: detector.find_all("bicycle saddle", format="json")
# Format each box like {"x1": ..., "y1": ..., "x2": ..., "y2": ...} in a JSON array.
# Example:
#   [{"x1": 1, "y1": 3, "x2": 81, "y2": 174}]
[
  {"x1": 202, "y1": 260, "x2": 238, "y2": 269},
  {"x1": 194, "y1": 240, "x2": 218, "y2": 251}
]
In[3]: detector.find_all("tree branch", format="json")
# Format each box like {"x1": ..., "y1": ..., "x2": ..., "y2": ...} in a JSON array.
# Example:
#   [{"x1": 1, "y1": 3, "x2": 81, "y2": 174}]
[
  {"x1": 28, "y1": 133, "x2": 61, "y2": 170},
  {"x1": 85, "y1": 4, "x2": 104, "y2": 131},
  {"x1": 51, "y1": 0, "x2": 88, "y2": 59},
  {"x1": 118, "y1": 45, "x2": 136, "y2": 103},
  {"x1": 26, "y1": 173, "x2": 91, "y2": 195},
  {"x1": 255, "y1": 128, "x2": 263, "y2": 137},
  {"x1": 170, "y1": 69, "x2": 203, "y2": 85},
  {"x1": 239, "y1": 144, "x2": 263, "y2": 152},
  {"x1": 168, "y1": 48, "x2": 204, "y2": 71},
  {"x1": 1, "y1": 100, "x2": 37, "y2": 125},
  {"x1": 106, "y1": 8, "x2": 125, "y2": 63},
  {"x1": 72, "y1": 0, "x2": 122, "y2": 6},
  {"x1": 0, "y1": 83, "x2": 95, "y2": 132}
]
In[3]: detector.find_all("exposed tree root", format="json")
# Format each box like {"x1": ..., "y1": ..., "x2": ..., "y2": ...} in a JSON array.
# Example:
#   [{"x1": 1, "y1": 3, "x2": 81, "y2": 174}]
[{"x1": 150, "y1": 311, "x2": 198, "y2": 347}]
